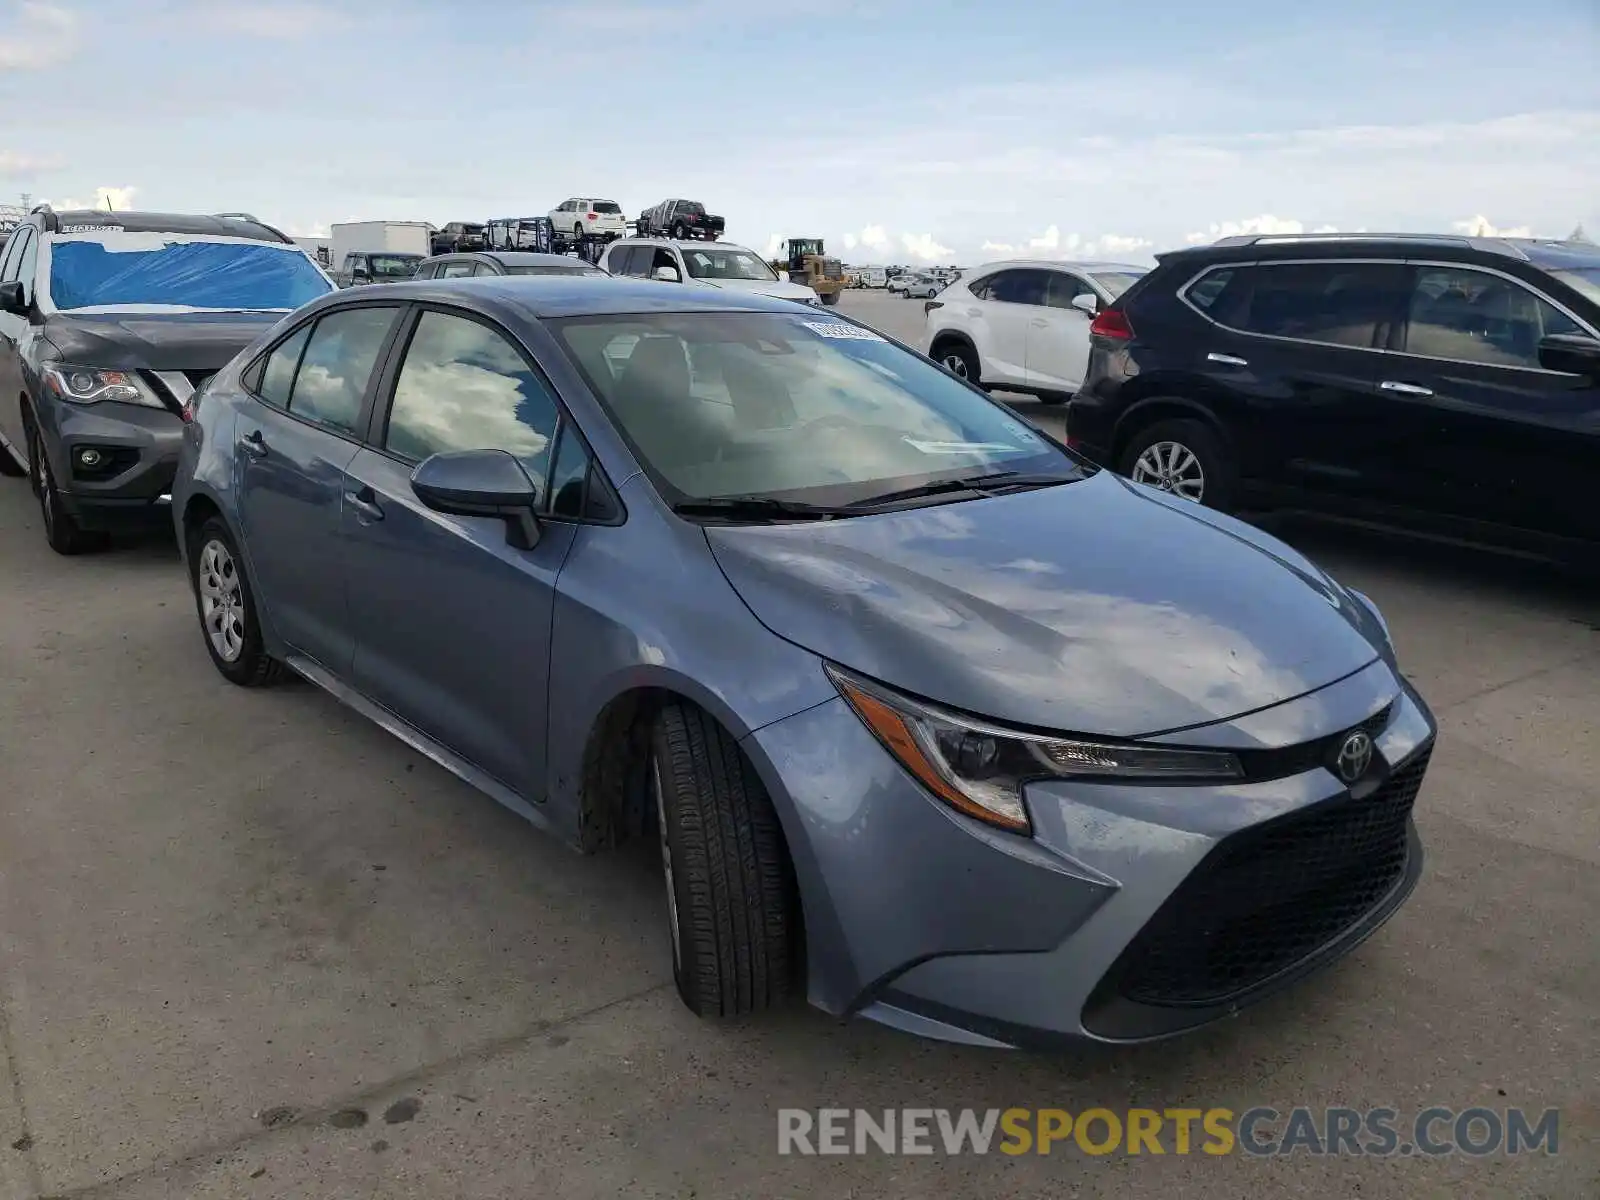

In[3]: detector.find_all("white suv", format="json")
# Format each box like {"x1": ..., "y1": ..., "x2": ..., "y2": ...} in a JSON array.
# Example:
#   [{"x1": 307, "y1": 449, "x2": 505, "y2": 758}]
[
  {"x1": 547, "y1": 198, "x2": 629, "y2": 241},
  {"x1": 920, "y1": 259, "x2": 1147, "y2": 403},
  {"x1": 597, "y1": 238, "x2": 821, "y2": 305}
]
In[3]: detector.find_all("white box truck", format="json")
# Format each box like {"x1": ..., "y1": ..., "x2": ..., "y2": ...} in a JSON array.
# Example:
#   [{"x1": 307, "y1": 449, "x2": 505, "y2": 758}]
[{"x1": 328, "y1": 221, "x2": 432, "y2": 286}]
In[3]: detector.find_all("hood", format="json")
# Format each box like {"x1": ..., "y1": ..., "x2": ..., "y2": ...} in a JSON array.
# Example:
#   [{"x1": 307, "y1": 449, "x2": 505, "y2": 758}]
[
  {"x1": 704, "y1": 471, "x2": 1382, "y2": 738},
  {"x1": 42, "y1": 311, "x2": 285, "y2": 372},
  {"x1": 700, "y1": 278, "x2": 818, "y2": 303}
]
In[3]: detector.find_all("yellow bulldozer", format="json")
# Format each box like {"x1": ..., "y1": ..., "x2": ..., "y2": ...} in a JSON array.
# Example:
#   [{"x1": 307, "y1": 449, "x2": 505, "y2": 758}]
[{"x1": 771, "y1": 238, "x2": 845, "y2": 305}]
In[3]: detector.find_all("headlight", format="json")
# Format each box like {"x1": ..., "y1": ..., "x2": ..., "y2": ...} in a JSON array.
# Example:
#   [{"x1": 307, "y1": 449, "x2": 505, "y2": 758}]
[
  {"x1": 43, "y1": 364, "x2": 165, "y2": 409},
  {"x1": 826, "y1": 665, "x2": 1244, "y2": 836}
]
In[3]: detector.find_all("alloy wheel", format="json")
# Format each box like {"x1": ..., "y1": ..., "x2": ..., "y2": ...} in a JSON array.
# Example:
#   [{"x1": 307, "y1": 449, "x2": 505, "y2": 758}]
[
  {"x1": 31, "y1": 429, "x2": 54, "y2": 535},
  {"x1": 197, "y1": 539, "x2": 247, "y2": 662},
  {"x1": 1131, "y1": 440, "x2": 1206, "y2": 502},
  {"x1": 941, "y1": 353, "x2": 969, "y2": 378}
]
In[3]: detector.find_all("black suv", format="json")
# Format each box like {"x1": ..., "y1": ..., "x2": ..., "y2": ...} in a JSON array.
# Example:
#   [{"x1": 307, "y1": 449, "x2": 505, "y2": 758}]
[
  {"x1": 0, "y1": 207, "x2": 334, "y2": 553},
  {"x1": 1069, "y1": 233, "x2": 1600, "y2": 564},
  {"x1": 634, "y1": 200, "x2": 724, "y2": 242}
]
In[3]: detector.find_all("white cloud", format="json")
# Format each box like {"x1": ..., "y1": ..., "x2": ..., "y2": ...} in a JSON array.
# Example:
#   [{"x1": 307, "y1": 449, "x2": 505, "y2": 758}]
[
  {"x1": 201, "y1": 3, "x2": 348, "y2": 39},
  {"x1": 0, "y1": 2, "x2": 77, "y2": 70},
  {"x1": 45, "y1": 185, "x2": 138, "y2": 212},
  {"x1": 859, "y1": 225, "x2": 889, "y2": 251},
  {"x1": 900, "y1": 232, "x2": 952, "y2": 261},
  {"x1": 762, "y1": 233, "x2": 784, "y2": 258},
  {"x1": 972, "y1": 226, "x2": 1152, "y2": 262},
  {"x1": 1452, "y1": 214, "x2": 1534, "y2": 238}
]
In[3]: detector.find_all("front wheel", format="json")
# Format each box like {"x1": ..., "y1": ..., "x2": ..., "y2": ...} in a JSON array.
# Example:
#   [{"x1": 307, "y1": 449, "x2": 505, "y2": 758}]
[
  {"x1": 29, "y1": 421, "x2": 104, "y2": 555},
  {"x1": 932, "y1": 340, "x2": 979, "y2": 383},
  {"x1": 651, "y1": 703, "x2": 798, "y2": 1017},
  {"x1": 188, "y1": 516, "x2": 285, "y2": 686},
  {"x1": 1118, "y1": 417, "x2": 1237, "y2": 511},
  {"x1": 821, "y1": 290, "x2": 840, "y2": 306}
]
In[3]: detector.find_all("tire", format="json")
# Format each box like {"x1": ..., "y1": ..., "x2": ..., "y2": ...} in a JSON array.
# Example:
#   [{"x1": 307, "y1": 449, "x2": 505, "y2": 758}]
[
  {"x1": 821, "y1": 290, "x2": 840, "y2": 306},
  {"x1": 931, "y1": 338, "x2": 980, "y2": 384},
  {"x1": 1036, "y1": 391, "x2": 1068, "y2": 407},
  {"x1": 651, "y1": 703, "x2": 797, "y2": 1017},
  {"x1": 1117, "y1": 416, "x2": 1237, "y2": 511},
  {"x1": 671, "y1": 222, "x2": 688, "y2": 240},
  {"x1": 28, "y1": 420, "x2": 105, "y2": 555},
  {"x1": 187, "y1": 516, "x2": 285, "y2": 687}
]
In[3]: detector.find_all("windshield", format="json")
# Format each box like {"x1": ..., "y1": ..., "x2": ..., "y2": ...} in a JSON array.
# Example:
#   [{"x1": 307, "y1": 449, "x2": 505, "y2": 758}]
[
  {"x1": 507, "y1": 264, "x2": 607, "y2": 276},
  {"x1": 553, "y1": 312, "x2": 1080, "y2": 507},
  {"x1": 46, "y1": 236, "x2": 333, "y2": 312},
  {"x1": 1090, "y1": 270, "x2": 1146, "y2": 299},
  {"x1": 1553, "y1": 267, "x2": 1600, "y2": 309},
  {"x1": 370, "y1": 254, "x2": 419, "y2": 278},
  {"x1": 681, "y1": 247, "x2": 779, "y2": 282}
]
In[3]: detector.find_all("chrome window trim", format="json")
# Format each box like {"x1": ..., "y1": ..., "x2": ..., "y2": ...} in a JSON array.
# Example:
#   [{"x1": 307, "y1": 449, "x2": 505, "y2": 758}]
[{"x1": 1177, "y1": 257, "x2": 1600, "y2": 375}]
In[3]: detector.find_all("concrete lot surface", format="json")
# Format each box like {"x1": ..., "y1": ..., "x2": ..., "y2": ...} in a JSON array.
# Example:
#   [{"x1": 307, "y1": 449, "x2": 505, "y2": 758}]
[{"x1": 0, "y1": 289, "x2": 1596, "y2": 1198}]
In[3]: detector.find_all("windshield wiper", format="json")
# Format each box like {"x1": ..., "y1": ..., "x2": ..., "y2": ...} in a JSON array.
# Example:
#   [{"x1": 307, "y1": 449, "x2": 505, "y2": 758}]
[
  {"x1": 672, "y1": 496, "x2": 855, "y2": 521},
  {"x1": 849, "y1": 470, "x2": 1080, "y2": 508}
]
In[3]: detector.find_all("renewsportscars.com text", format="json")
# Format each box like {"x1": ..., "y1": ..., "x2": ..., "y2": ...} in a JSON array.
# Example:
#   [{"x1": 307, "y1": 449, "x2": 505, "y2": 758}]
[{"x1": 777, "y1": 1106, "x2": 1560, "y2": 1157}]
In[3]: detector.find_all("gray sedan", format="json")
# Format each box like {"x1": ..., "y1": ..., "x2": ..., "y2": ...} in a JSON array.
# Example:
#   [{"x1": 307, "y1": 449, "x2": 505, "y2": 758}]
[{"x1": 171, "y1": 277, "x2": 1436, "y2": 1047}]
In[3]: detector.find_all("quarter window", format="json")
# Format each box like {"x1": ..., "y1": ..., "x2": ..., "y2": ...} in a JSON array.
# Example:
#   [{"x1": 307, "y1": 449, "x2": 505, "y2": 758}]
[
  {"x1": 289, "y1": 306, "x2": 397, "y2": 433},
  {"x1": 1403, "y1": 267, "x2": 1580, "y2": 369},
  {"x1": 256, "y1": 324, "x2": 312, "y2": 408},
  {"x1": 384, "y1": 311, "x2": 560, "y2": 489}
]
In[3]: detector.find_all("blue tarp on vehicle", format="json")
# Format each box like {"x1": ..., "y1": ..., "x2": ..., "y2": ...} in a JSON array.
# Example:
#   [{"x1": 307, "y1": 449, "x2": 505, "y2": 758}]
[{"x1": 48, "y1": 239, "x2": 333, "y2": 311}]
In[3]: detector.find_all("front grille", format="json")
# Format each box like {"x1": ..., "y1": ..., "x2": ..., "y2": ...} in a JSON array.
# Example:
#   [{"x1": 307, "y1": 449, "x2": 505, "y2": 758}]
[{"x1": 1111, "y1": 746, "x2": 1431, "y2": 1007}]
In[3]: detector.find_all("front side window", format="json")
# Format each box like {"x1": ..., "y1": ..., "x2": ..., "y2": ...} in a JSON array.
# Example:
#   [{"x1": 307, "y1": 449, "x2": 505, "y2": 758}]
[
  {"x1": 440, "y1": 262, "x2": 474, "y2": 278},
  {"x1": 553, "y1": 311, "x2": 1080, "y2": 507},
  {"x1": 368, "y1": 254, "x2": 419, "y2": 279},
  {"x1": 0, "y1": 228, "x2": 25, "y2": 282},
  {"x1": 384, "y1": 310, "x2": 560, "y2": 486},
  {"x1": 1404, "y1": 266, "x2": 1582, "y2": 368},
  {"x1": 1045, "y1": 272, "x2": 1094, "y2": 309},
  {"x1": 680, "y1": 247, "x2": 778, "y2": 282},
  {"x1": 650, "y1": 248, "x2": 679, "y2": 277},
  {"x1": 46, "y1": 236, "x2": 332, "y2": 312},
  {"x1": 13, "y1": 230, "x2": 38, "y2": 302},
  {"x1": 1206, "y1": 262, "x2": 1407, "y2": 349},
  {"x1": 289, "y1": 306, "x2": 397, "y2": 433}
]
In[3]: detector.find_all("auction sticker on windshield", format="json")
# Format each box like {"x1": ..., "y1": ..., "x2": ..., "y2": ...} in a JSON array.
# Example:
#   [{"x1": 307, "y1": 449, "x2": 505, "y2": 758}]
[{"x1": 801, "y1": 321, "x2": 886, "y2": 342}]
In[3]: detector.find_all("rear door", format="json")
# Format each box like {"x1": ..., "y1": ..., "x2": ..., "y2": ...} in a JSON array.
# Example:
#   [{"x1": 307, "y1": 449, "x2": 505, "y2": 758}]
[
  {"x1": 340, "y1": 306, "x2": 580, "y2": 796},
  {"x1": 1180, "y1": 259, "x2": 1408, "y2": 503},
  {"x1": 235, "y1": 303, "x2": 403, "y2": 672},
  {"x1": 1025, "y1": 269, "x2": 1097, "y2": 392},
  {"x1": 968, "y1": 268, "x2": 1047, "y2": 388},
  {"x1": 1382, "y1": 262, "x2": 1600, "y2": 545}
]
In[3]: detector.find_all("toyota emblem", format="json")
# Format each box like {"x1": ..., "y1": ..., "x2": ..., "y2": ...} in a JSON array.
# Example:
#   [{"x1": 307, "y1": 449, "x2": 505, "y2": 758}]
[{"x1": 1335, "y1": 730, "x2": 1374, "y2": 783}]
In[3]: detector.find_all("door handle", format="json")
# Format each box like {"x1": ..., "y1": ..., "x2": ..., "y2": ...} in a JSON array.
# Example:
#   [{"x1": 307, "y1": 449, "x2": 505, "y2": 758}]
[
  {"x1": 239, "y1": 430, "x2": 268, "y2": 459},
  {"x1": 344, "y1": 487, "x2": 385, "y2": 523},
  {"x1": 1206, "y1": 352, "x2": 1248, "y2": 367},
  {"x1": 1379, "y1": 380, "x2": 1434, "y2": 397}
]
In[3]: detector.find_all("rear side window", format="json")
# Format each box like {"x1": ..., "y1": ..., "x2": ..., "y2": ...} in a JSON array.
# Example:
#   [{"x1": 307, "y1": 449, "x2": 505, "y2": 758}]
[
  {"x1": 1188, "y1": 262, "x2": 1407, "y2": 348},
  {"x1": 289, "y1": 306, "x2": 397, "y2": 433},
  {"x1": 256, "y1": 324, "x2": 312, "y2": 408}
]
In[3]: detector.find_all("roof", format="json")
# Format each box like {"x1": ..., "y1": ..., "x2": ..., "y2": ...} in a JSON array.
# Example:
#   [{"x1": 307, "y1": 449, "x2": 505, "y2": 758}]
[
  {"x1": 424, "y1": 251, "x2": 595, "y2": 269},
  {"x1": 364, "y1": 275, "x2": 808, "y2": 319},
  {"x1": 38, "y1": 210, "x2": 291, "y2": 242},
  {"x1": 1162, "y1": 232, "x2": 1600, "y2": 269},
  {"x1": 969, "y1": 258, "x2": 1151, "y2": 273},
  {"x1": 608, "y1": 236, "x2": 760, "y2": 254}
]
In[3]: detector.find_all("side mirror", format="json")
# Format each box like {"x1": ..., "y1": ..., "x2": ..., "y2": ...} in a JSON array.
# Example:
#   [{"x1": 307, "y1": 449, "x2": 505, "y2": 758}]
[
  {"x1": 411, "y1": 449, "x2": 542, "y2": 549},
  {"x1": 0, "y1": 281, "x2": 25, "y2": 315},
  {"x1": 652, "y1": 265, "x2": 680, "y2": 283},
  {"x1": 1538, "y1": 333, "x2": 1600, "y2": 378},
  {"x1": 1070, "y1": 292, "x2": 1099, "y2": 316}
]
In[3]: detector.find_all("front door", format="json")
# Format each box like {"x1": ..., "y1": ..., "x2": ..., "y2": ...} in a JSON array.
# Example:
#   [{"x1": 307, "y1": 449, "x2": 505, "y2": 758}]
[
  {"x1": 1384, "y1": 263, "x2": 1600, "y2": 545},
  {"x1": 340, "y1": 307, "x2": 577, "y2": 796},
  {"x1": 1025, "y1": 270, "x2": 1097, "y2": 393},
  {"x1": 0, "y1": 227, "x2": 37, "y2": 461},
  {"x1": 971, "y1": 267, "x2": 1048, "y2": 388},
  {"x1": 235, "y1": 304, "x2": 400, "y2": 672}
]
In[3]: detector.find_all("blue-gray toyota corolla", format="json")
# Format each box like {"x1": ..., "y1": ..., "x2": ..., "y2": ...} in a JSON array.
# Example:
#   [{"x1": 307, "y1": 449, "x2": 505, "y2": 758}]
[{"x1": 172, "y1": 277, "x2": 1437, "y2": 1049}]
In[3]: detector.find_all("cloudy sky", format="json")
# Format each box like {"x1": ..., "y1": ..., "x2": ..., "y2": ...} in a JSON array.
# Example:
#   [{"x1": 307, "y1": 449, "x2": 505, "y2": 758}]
[{"x1": 1, "y1": 0, "x2": 1596, "y2": 264}]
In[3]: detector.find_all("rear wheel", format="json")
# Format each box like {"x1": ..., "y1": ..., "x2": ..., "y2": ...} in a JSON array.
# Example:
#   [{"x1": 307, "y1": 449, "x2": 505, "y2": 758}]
[
  {"x1": 672, "y1": 222, "x2": 688, "y2": 240},
  {"x1": 651, "y1": 703, "x2": 797, "y2": 1017},
  {"x1": 188, "y1": 516, "x2": 285, "y2": 686},
  {"x1": 1119, "y1": 417, "x2": 1237, "y2": 511},
  {"x1": 932, "y1": 339, "x2": 980, "y2": 384},
  {"x1": 821, "y1": 290, "x2": 840, "y2": 306}
]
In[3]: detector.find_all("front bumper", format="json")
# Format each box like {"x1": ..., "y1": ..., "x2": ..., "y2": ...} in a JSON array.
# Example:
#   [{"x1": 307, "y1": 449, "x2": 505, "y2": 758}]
[
  {"x1": 744, "y1": 657, "x2": 1435, "y2": 1047},
  {"x1": 38, "y1": 398, "x2": 185, "y2": 531}
]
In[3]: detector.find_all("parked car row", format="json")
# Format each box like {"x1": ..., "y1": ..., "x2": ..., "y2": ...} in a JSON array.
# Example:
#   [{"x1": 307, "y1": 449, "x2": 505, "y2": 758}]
[
  {"x1": 914, "y1": 234, "x2": 1600, "y2": 567},
  {"x1": 1, "y1": 204, "x2": 1444, "y2": 1051}
]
